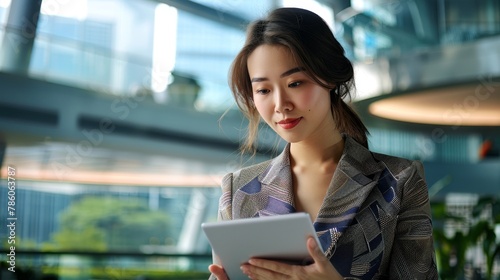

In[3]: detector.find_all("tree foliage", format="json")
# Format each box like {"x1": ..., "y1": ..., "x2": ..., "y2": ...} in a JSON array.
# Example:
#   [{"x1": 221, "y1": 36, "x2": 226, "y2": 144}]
[{"x1": 44, "y1": 196, "x2": 172, "y2": 251}]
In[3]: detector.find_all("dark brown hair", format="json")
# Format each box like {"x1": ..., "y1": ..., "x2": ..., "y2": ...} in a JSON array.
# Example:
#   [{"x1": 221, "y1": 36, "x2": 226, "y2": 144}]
[{"x1": 230, "y1": 7, "x2": 368, "y2": 154}]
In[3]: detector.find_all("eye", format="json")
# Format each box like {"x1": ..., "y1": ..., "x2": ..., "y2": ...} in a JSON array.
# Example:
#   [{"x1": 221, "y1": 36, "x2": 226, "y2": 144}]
[
  {"x1": 255, "y1": 88, "x2": 270, "y2": 95},
  {"x1": 288, "y1": 81, "x2": 302, "y2": 88}
]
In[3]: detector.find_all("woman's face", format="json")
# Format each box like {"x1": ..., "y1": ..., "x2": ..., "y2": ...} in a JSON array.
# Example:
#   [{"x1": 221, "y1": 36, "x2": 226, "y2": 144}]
[{"x1": 247, "y1": 44, "x2": 335, "y2": 144}]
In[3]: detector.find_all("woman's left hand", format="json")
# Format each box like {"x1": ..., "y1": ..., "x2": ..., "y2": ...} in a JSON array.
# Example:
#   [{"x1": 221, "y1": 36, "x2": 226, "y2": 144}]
[{"x1": 240, "y1": 236, "x2": 343, "y2": 280}]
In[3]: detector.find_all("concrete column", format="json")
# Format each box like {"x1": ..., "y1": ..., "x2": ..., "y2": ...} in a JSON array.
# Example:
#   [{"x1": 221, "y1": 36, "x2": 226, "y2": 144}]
[{"x1": 0, "y1": 0, "x2": 42, "y2": 74}]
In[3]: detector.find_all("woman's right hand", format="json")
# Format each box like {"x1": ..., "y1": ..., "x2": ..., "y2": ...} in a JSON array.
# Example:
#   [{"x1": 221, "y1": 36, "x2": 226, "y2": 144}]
[{"x1": 209, "y1": 264, "x2": 229, "y2": 280}]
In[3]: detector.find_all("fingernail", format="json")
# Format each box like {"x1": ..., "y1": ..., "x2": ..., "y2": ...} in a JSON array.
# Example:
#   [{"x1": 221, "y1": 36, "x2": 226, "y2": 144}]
[
  {"x1": 242, "y1": 268, "x2": 253, "y2": 279},
  {"x1": 241, "y1": 266, "x2": 251, "y2": 278}
]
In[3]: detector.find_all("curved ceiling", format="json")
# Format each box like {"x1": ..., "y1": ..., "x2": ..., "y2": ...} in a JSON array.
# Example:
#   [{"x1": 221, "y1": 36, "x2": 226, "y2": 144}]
[{"x1": 368, "y1": 82, "x2": 500, "y2": 126}]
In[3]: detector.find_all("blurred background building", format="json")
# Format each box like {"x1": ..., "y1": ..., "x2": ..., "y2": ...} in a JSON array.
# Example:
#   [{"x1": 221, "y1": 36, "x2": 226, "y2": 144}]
[{"x1": 0, "y1": 0, "x2": 499, "y2": 279}]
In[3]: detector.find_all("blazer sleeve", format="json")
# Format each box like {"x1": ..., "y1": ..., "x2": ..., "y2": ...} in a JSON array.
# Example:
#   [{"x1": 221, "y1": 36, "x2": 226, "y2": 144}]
[
  {"x1": 218, "y1": 172, "x2": 234, "y2": 221},
  {"x1": 388, "y1": 161, "x2": 438, "y2": 279},
  {"x1": 208, "y1": 173, "x2": 234, "y2": 280}
]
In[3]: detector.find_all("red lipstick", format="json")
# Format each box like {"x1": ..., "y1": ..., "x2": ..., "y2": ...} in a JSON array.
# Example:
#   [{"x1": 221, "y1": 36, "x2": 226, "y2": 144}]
[{"x1": 277, "y1": 118, "x2": 302, "y2": 129}]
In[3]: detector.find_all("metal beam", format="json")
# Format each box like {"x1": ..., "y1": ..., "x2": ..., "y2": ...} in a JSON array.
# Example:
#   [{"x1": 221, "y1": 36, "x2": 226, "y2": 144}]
[
  {"x1": 341, "y1": 10, "x2": 434, "y2": 46},
  {"x1": 152, "y1": 0, "x2": 249, "y2": 31}
]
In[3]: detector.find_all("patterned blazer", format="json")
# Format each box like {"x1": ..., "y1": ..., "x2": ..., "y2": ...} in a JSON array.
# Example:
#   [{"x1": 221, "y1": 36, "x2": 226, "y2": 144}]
[{"x1": 213, "y1": 136, "x2": 438, "y2": 279}]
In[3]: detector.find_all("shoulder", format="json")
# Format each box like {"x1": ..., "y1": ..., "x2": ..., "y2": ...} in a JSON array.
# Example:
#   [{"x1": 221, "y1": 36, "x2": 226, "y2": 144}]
[
  {"x1": 372, "y1": 152, "x2": 425, "y2": 179},
  {"x1": 236, "y1": 159, "x2": 274, "y2": 178},
  {"x1": 222, "y1": 144, "x2": 290, "y2": 192},
  {"x1": 370, "y1": 152, "x2": 429, "y2": 209},
  {"x1": 218, "y1": 159, "x2": 276, "y2": 221},
  {"x1": 343, "y1": 136, "x2": 425, "y2": 180},
  {"x1": 221, "y1": 159, "x2": 274, "y2": 193}
]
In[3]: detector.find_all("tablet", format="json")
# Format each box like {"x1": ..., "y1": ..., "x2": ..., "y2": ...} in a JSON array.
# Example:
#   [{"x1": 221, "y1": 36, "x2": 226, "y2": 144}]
[{"x1": 201, "y1": 212, "x2": 323, "y2": 280}]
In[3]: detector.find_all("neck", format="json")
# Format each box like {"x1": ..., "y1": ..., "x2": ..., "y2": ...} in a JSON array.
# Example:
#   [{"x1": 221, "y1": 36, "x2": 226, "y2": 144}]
[{"x1": 289, "y1": 132, "x2": 344, "y2": 168}]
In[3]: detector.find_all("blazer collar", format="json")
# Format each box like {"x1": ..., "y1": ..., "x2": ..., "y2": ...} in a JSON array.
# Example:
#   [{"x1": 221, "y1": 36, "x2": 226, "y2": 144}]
[
  {"x1": 315, "y1": 136, "x2": 386, "y2": 229},
  {"x1": 259, "y1": 135, "x2": 385, "y2": 189}
]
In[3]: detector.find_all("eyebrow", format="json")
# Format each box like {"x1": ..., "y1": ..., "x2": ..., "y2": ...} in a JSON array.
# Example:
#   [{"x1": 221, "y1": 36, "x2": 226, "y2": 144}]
[{"x1": 251, "y1": 67, "x2": 303, "y2": 82}]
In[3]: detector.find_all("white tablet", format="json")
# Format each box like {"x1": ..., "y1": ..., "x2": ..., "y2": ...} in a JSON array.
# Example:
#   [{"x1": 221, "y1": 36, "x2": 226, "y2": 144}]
[{"x1": 201, "y1": 212, "x2": 323, "y2": 280}]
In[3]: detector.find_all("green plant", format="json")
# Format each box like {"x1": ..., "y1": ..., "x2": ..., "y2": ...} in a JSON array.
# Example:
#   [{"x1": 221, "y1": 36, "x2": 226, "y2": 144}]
[
  {"x1": 469, "y1": 197, "x2": 500, "y2": 280},
  {"x1": 431, "y1": 195, "x2": 500, "y2": 280},
  {"x1": 431, "y1": 200, "x2": 468, "y2": 279}
]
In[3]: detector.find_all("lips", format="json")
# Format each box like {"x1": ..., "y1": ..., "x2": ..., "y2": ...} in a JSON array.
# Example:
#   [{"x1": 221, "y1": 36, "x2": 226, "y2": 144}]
[{"x1": 277, "y1": 117, "x2": 302, "y2": 129}]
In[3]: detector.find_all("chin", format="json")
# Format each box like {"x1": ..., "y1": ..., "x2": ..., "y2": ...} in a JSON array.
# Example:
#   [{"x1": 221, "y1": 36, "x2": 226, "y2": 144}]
[{"x1": 278, "y1": 135, "x2": 303, "y2": 144}]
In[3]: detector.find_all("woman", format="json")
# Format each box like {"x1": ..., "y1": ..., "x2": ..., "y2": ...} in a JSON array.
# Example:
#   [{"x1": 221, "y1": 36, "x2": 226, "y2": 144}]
[{"x1": 209, "y1": 7, "x2": 437, "y2": 280}]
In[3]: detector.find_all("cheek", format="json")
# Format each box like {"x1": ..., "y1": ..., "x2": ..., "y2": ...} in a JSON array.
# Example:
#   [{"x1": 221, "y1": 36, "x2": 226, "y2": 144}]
[
  {"x1": 298, "y1": 89, "x2": 329, "y2": 110},
  {"x1": 253, "y1": 98, "x2": 273, "y2": 120}
]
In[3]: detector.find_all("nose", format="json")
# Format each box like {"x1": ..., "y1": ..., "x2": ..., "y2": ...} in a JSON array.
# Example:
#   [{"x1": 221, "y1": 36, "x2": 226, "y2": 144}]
[{"x1": 274, "y1": 87, "x2": 293, "y2": 113}]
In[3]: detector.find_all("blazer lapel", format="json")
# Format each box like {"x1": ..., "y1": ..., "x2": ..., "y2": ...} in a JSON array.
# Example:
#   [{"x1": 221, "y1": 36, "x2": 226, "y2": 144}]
[
  {"x1": 315, "y1": 137, "x2": 387, "y2": 258},
  {"x1": 256, "y1": 144, "x2": 296, "y2": 216}
]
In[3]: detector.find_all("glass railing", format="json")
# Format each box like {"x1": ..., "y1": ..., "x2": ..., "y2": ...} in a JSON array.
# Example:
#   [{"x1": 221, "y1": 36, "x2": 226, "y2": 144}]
[{"x1": 0, "y1": 250, "x2": 212, "y2": 279}]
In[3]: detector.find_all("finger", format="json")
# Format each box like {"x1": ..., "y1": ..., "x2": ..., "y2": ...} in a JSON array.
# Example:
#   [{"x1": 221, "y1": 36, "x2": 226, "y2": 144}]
[
  {"x1": 208, "y1": 264, "x2": 229, "y2": 280},
  {"x1": 243, "y1": 261, "x2": 287, "y2": 280},
  {"x1": 307, "y1": 237, "x2": 329, "y2": 265},
  {"x1": 248, "y1": 258, "x2": 293, "y2": 275},
  {"x1": 306, "y1": 238, "x2": 343, "y2": 279}
]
